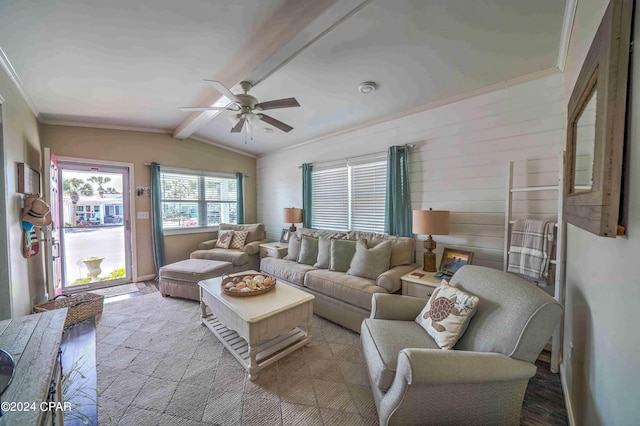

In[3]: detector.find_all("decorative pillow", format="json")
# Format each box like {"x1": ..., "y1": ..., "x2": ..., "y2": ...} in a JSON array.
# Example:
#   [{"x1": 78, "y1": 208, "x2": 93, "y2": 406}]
[
  {"x1": 314, "y1": 236, "x2": 331, "y2": 269},
  {"x1": 346, "y1": 239, "x2": 392, "y2": 280},
  {"x1": 284, "y1": 233, "x2": 301, "y2": 261},
  {"x1": 215, "y1": 230, "x2": 234, "y2": 249},
  {"x1": 329, "y1": 239, "x2": 359, "y2": 272},
  {"x1": 297, "y1": 235, "x2": 319, "y2": 265},
  {"x1": 415, "y1": 281, "x2": 480, "y2": 350},
  {"x1": 229, "y1": 230, "x2": 248, "y2": 250}
]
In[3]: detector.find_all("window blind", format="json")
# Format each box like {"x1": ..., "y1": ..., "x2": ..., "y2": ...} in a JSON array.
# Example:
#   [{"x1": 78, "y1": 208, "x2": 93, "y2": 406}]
[
  {"x1": 312, "y1": 166, "x2": 349, "y2": 230},
  {"x1": 310, "y1": 158, "x2": 387, "y2": 232},
  {"x1": 350, "y1": 161, "x2": 386, "y2": 232}
]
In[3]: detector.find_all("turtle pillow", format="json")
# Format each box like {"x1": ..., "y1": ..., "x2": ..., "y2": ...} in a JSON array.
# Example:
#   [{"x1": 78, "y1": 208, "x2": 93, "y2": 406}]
[{"x1": 415, "y1": 280, "x2": 480, "y2": 349}]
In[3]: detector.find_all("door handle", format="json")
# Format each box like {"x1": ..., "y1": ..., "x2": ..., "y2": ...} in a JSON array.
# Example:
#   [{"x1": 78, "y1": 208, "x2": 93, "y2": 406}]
[{"x1": 52, "y1": 241, "x2": 60, "y2": 259}]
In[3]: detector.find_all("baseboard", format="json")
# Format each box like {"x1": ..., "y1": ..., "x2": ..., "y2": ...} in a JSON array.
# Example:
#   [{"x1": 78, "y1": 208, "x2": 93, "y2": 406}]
[
  {"x1": 560, "y1": 362, "x2": 576, "y2": 426},
  {"x1": 135, "y1": 274, "x2": 156, "y2": 283}
]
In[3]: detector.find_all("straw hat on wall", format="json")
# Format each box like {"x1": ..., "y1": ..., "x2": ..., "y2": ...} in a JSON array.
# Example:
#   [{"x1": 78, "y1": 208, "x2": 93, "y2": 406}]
[{"x1": 22, "y1": 193, "x2": 52, "y2": 227}]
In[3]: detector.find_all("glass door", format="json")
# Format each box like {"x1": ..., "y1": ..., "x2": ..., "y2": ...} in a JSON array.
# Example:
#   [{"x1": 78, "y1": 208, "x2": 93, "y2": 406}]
[{"x1": 59, "y1": 162, "x2": 132, "y2": 291}]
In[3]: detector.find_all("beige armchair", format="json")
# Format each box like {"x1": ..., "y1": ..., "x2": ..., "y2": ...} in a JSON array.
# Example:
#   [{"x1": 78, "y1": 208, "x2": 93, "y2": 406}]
[
  {"x1": 360, "y1": 265, "x2": 562, "y2": 425},
  {"x1": 190, "y1": 223, "x2": 268, "y2": 273}
]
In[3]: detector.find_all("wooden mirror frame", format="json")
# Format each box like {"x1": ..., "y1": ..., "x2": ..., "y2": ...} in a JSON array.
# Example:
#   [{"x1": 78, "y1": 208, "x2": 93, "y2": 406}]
[{"x1": 564, "y1": 0, "x2": 633, "y2": 237}]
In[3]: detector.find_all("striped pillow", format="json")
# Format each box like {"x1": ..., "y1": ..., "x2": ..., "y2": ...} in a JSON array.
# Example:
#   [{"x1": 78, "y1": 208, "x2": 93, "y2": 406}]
[{"x1": 229, "y1": 231, "x2": 248, "y2": 250}]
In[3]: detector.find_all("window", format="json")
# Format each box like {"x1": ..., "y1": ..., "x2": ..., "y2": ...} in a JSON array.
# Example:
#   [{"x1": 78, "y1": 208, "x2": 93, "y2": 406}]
[
  {"x1": 160, "y1": 169, "x2": 237, "y2": 229},
  {"x1": 311, "y1": 157, "x2": 386, "y2": 232}
]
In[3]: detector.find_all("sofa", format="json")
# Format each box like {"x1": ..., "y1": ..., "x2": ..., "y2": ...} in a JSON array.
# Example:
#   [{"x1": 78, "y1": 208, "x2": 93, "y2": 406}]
[
  {"x1": 260, "y1": 228, "x2": 418, "y2": 332},
  {"x1": 190, "y1": 223, "x2": 268, "y2": 273},
  {"x1": 360, "y1": 265, "x2": 563, "y2": 425}
]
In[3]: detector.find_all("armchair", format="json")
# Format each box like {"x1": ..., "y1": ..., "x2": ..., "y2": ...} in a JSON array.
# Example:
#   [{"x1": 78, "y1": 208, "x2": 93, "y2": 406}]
[
  {"x1": 190, "y1": 223, "x2": 268, "y2": 273},
  {"x1": 360, "y1": 265, "x2": 562, "y2": 425}
]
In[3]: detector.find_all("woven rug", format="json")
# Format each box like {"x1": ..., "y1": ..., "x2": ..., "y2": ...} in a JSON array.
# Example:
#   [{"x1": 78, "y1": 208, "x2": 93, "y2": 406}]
[
  {"x1": 96, "y1": 292, "x2": 377, "y2": 425},
  {"x1": 90, "y1": 283, "x2": 140, "y2": 298}
]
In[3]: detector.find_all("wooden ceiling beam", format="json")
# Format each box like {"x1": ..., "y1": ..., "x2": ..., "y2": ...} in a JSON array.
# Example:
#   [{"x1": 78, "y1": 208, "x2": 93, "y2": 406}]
[{"x1": 173, "y1": 0, "x2": 369, "y2": 140}]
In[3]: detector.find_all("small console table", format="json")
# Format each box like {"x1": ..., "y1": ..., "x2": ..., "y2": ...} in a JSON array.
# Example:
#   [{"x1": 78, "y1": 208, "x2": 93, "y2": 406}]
[
  {"x1": 400, "y1": 268, "x2": 447, "y2": 299},
  {"x1": 259, "y1": 242, "x2": 288, "y2": 259},
  {"x1": 0, "y1": 309, "x2": 67, "y2": 425}
]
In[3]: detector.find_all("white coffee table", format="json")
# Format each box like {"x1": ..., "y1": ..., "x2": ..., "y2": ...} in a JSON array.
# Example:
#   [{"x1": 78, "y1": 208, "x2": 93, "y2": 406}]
[{"x1": 199, "y1": 270, "x2": 314, "y2": 380}]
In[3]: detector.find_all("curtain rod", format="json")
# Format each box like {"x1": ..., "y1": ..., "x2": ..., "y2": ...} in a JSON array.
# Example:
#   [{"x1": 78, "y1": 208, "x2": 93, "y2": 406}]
[
  {"x1": 143, "y1": 163, "x2": 249, "y2": 177},
  {"x1": 297, "y1": 144, "x2": 416, "y2": 169}
]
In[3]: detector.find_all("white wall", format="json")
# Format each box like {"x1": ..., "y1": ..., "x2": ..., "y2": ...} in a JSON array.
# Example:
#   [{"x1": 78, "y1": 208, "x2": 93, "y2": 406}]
[
  {"x1": 257, "y1": 72, "x2": 565, "y2": 270},
  {"x1": 0, "y1": 63, "x2": 45, "y2": 319},
  {"x1": 562, "y1": 1, "x2": 640, "y2": 424}
]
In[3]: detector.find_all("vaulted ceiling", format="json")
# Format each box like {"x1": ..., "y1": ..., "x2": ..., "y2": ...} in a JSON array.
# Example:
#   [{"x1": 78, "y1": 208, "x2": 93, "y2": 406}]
[{"x1": 0, "y1": 0, "x2": 569, "y2": 156}]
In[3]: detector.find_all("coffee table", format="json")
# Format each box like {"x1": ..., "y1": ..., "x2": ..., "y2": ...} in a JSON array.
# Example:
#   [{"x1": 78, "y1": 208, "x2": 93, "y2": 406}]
[{"x1": 199, "y1": 270, "x2": 314, "y2": 380}]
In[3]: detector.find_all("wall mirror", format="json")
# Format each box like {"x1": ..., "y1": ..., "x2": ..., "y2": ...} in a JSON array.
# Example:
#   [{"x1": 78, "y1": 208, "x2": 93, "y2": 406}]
[
  {"x1": 564, "y1": 0, "x2": 632, "y2": 237},
  {"x1": 573, "y1": 86, "x2": 597, "y2": 192}
]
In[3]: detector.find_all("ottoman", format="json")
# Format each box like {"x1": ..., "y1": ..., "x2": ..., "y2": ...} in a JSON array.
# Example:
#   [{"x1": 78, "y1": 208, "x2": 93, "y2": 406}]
[{"x1": 159, "y1": 259, "x2": 232, "y2": 301}]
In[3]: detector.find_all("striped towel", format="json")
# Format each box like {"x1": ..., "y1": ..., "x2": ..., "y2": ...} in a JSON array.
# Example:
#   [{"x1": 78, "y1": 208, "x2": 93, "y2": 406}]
[{"x1": 507, "y1": 219, "x2": 555, "y2": 280}]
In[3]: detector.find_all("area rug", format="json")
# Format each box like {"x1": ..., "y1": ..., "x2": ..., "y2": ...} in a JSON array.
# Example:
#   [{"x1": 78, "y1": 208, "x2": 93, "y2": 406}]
[
  {"x1": 90, "y1": 283, "x2": 140, "y2": 298},
  {"x1": 95, "y1": 292, "x2": 378, "y2": 425}
]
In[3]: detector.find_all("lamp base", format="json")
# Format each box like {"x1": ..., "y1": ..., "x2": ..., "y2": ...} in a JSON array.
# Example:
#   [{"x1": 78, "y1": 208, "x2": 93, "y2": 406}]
[
  {"x1": 422, "y1": 235, "x2": 437, "y2": 272},
  {"x1": 289, "y1": 224, "x2": 297, "y2": 232},
  {"x1": 423, "y1": 251, "x2": 437, "y2": 272}
]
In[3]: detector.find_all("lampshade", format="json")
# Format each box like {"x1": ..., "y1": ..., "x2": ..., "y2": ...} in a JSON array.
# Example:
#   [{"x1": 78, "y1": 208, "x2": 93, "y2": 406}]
[
  {"x1": 284, "y1": 207, "x2": 303, "y2": 224},
  {"x1": 412, "y1": 209, "x2": 450, "y2": 235}
]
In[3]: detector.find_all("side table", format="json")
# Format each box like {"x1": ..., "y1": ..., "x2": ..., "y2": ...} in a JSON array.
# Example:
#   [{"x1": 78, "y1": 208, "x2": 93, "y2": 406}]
[
  {"x1": 400, "y1": 268, "x2": 447, "y2": 299},
  {"x1": 259, "y1": 242, "x2": 288, "y2": 259}
]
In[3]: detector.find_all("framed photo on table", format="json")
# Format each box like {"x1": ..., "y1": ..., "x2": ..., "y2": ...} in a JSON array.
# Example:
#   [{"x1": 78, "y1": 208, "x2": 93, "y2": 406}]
[
  {"x1": 440, "y1": 248, "x2": 474, "y2": 275},
  {"x1": 280, "y1": 229, "x2": 291, "y2": 243}
]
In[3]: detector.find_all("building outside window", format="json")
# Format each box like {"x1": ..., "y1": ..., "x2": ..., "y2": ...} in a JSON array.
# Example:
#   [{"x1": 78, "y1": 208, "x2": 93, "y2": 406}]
[{"x1": 159, "y1": 169, "x2": 237, "y2": 229}]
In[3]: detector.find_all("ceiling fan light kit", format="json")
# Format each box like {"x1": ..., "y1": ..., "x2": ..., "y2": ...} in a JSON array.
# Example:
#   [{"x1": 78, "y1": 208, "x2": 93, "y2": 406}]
[{"x1": 181, "y1": 79, "x2": 300, "y2": 136}]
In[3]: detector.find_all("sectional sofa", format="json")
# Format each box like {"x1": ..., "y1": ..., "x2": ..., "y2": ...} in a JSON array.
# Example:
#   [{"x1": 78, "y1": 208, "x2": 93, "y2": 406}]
[{"x1": 260, "y1": 228, "x2": 418, "y2": 332}]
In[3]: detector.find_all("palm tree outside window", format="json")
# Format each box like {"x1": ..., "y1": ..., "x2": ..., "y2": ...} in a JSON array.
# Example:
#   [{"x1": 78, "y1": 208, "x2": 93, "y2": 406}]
[{"x1": 63, "y1": 178, "x2": 94, "y2": 226}]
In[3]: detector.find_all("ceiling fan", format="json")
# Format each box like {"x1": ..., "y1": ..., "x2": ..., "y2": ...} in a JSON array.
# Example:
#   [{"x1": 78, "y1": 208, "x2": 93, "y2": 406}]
[{"x1": 180, "y1": 80, "x2": 300, "y2": 133}]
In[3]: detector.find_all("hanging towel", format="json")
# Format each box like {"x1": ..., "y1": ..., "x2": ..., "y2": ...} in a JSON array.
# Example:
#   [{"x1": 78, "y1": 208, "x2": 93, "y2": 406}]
[{"x1": 507, "y1": 219, "x2": 555, "y2": 280}]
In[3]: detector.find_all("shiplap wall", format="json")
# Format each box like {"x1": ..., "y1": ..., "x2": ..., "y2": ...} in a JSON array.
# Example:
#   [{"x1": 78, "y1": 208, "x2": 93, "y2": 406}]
[{"x1": 256, "y1": 72, "x2": 565, "y2": 270}]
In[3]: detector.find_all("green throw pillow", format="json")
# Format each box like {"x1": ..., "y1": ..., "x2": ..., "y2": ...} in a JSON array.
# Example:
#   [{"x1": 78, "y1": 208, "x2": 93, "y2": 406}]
[
  {"x1": 329, "y1": 239, "x2": 358, "y2": 272},
  {"x1": 284, "y1": 233, "x2": 301, "y2": 261},
  {"x1": 314, "y1": 236, "x2": 331, "y2": 269},
  {"x1": 347, "y1": 239, "x2": 392, "y2": 280},
  {"x1": 297, "y1": 235, "x2": 319, "y2": 265}
]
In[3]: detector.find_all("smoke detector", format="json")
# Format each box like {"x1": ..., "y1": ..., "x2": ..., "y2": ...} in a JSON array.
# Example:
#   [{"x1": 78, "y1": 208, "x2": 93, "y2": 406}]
[{"x1": 358, "y1": 81, "x2": 377, "y2": 94}]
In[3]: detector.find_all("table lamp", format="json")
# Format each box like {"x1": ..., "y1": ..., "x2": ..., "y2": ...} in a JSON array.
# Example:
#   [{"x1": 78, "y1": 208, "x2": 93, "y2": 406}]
[
  {"x1": 412, "y1": 209, "x2": 450, "y2": 272},
  {"x1": 284, "y1": 207, "x2": 303, "y2": 232}
]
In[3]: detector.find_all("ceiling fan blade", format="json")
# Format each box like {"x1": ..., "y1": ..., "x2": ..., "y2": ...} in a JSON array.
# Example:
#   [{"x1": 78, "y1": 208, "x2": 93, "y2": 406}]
[
  {"x1": 255, "y1": 97, "x2": 300, "y2": 111},
  {"x1": 179, "y1": 106, "x2": 227, "y2": 112},
  {"x1": 259, "y1": 113, "x2": 293, "y2": 132},
  {"x1": 204, "y1": 79, "x2": 241, "y2": 104},
  {"x1": 230, "y1": 117, "x2": 246, "y2": 133}
]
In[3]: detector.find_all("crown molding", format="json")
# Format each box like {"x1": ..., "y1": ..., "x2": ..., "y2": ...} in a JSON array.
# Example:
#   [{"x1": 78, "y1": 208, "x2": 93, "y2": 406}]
[
  {"x1": 188, "y1": 134, "x2": 257, "y2": 159},
  {"x1": 261, "y1": 67, "x2": 562, "y2": 158},
  {"x1": 0, "y1": 46, "x2": 39, "y2": 117},
  {"x1": 40, "y1": 116, "x2": 256, "y2": 158},
  {"x1": 39, "y1": 117, "x2": 173, "y2": 134},
  {"x1": 557, "y1": 0, "x2": 578, "y2": 71}
]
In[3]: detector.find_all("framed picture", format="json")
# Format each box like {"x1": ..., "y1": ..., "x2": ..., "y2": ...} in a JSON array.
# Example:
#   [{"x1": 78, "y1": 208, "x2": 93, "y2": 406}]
[
  {"x1": 440, "y1": 248, "x2": 474, "y2": 275},
  {"x1": 17, "y1": 163, "x2": 41, "y2": 195},
  {"x1": 280, "y1": 229, "x2": 291, "y2": 243}
]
